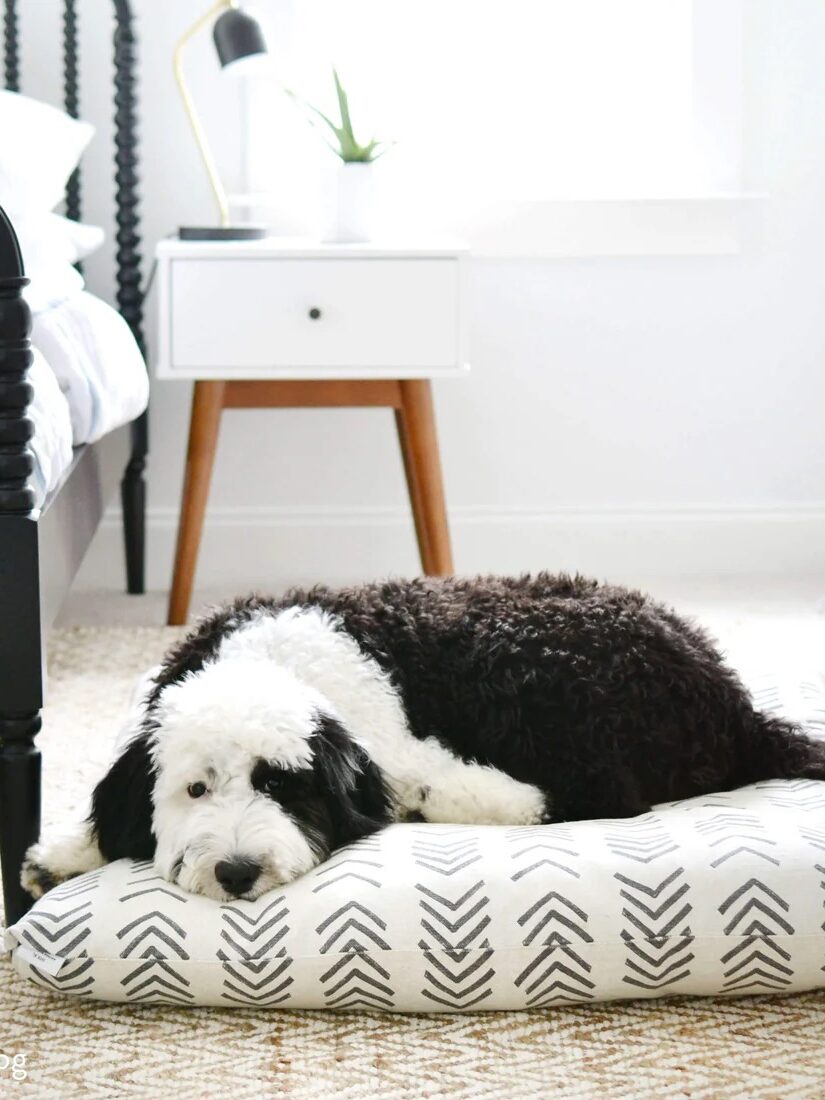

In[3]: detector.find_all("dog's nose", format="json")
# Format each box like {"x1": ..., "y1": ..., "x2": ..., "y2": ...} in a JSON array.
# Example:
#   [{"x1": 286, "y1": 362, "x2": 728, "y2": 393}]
[{"x1": 214, "y1": 858, "x2": 261, "y2": 896}]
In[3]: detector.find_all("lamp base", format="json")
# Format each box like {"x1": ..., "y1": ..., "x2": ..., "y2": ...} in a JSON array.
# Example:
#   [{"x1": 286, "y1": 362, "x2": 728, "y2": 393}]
[{"x1": 178, "y1": 225, "x2": 268, "y2": 241}]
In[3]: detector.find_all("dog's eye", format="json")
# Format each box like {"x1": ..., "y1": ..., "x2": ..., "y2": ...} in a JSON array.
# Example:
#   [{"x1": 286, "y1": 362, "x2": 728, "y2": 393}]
[
  {"x1": 187, "y1": 782, "x2": 208, "y2": 799},
  {"x1": 264, "y1": 777, "x2": 282, "y2": 796}
]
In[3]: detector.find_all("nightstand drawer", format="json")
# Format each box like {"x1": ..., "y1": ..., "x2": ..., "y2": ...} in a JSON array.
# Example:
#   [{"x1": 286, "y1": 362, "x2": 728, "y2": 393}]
[{"x1": 166, "y1": 258, "x2": 460, "y2": 377}]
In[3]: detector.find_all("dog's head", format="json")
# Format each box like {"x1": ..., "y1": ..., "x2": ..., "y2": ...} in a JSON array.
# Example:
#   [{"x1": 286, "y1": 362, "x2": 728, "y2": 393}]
[{"x1": 91, "y1": 657, "x2": 394, "y2": 900}]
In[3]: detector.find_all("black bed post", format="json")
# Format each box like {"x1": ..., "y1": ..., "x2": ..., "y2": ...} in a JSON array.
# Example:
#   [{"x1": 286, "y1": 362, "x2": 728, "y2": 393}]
[
  {"x1": 0, "y1": 205, "x2": 42, "y2": 927},
  {"x1": 113, "y1": 0, "x2": 147, "y2": 595},
  {"x1": 63, "y1": 0, "x2": 81, "y2": 229},
  {"x1": 3, "y1": 0, "x2": 19, "y2": 93}
]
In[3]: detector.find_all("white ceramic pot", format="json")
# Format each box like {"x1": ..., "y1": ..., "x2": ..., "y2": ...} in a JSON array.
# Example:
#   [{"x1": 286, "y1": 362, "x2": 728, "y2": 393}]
[{"x1": 325, "y1": 161, "x2": 376, "y2": 242}]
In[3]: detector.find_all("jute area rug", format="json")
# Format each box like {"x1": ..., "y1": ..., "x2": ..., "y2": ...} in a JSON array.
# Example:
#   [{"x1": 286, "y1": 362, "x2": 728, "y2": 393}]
[{"x1": 0, "y1": 626, "x2": 823, "y2": 1099}]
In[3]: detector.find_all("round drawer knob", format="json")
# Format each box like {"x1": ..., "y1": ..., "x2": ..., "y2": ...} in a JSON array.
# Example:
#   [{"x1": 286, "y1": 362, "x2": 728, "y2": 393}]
[{"x1": 308, "y1": 307, "x2": 322, "y2": 320}]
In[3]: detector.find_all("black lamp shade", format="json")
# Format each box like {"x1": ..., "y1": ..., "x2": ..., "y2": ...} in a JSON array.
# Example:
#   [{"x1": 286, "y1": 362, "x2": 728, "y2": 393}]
[{"x1": 213, "y1": 8, "x2": 268, "y2": 68}]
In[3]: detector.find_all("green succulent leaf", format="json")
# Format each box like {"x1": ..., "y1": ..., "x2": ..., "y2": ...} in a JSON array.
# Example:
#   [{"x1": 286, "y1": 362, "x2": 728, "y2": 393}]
[
  {"x1": 283, "y1": 70, "x2": 393, "y2": 163},
  {"x1": 333, "y1": 69, "x2": 355, "y2": 143}
]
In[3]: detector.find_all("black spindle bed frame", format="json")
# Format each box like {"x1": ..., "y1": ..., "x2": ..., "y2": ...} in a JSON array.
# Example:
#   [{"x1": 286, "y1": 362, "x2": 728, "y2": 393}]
[{"x1": 0, "y1": 0, "x2": 146, "y2": 925}]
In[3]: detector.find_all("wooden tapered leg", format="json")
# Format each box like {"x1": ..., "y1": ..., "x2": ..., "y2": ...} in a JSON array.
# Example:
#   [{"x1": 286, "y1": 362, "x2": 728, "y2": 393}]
[
  {"x1": 167, "y1": 381, "x2": 225, "y2": 625},
  {"x1": 394, "y1": 378, "x2": 454, "y2": 575}
]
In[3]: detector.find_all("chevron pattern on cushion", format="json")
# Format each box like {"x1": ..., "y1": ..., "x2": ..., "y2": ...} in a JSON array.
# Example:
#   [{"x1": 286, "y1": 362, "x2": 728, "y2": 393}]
[
  {"x1": 4, "y1": 776, "x2": 825, "y2": 1010},
  {"x1": 6, "y1": 667, "x2": 825, "y2": 1010}
]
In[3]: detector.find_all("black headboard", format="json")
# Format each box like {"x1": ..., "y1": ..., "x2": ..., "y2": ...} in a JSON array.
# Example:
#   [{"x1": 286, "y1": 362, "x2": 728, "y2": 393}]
[{"x1": 2, "y1": 0, "x2": 144, "y2": 357}]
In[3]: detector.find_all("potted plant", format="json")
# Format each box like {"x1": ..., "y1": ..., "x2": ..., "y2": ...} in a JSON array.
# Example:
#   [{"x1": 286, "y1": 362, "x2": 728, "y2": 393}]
[{"x1": 288, "y1": 70, "x2": 391, "y2": 242}]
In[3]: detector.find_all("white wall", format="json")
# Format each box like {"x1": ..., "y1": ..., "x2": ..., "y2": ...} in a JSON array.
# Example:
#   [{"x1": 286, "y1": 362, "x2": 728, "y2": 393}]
[{"x1": 20, "y1": 0, "x2": 825, "y2": 594}]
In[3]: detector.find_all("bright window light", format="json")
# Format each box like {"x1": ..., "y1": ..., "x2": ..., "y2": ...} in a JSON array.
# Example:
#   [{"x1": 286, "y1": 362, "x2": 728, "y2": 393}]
[{"x1": 243, "y1": 0, "x2": 742, "y2": 238}]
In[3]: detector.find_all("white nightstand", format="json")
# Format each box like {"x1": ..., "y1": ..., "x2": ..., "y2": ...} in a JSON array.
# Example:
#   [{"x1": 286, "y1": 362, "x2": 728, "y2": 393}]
[{"x1": 156, "y1": 237, "x2": 469, "y2": 624}]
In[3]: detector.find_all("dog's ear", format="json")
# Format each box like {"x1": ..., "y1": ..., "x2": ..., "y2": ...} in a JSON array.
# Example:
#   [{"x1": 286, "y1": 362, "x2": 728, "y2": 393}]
[
  {"x1": 313, "y1": 715, "x2": 394, "y2": 847},
  {"x1": 89, "y1": 728, "x2": 157, "y2": 861}
]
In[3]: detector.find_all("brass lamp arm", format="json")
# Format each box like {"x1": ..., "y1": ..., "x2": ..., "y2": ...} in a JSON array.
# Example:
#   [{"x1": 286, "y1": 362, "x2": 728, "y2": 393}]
[{"x1": 173, "y1": 0, "x2": 236, "y2": 228}]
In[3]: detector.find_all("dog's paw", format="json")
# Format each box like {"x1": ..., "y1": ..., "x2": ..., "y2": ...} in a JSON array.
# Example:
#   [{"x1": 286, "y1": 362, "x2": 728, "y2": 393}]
[
  {"x1": 20, "y1": 855, "x2": 61, "y2": 900},
  {"x1": 538, "y1": 803, "x2": 555, "y2": 825},
  {"x1": 397, "y1": 808, "x2": 427, "y2": 823},
  {"x1": 20, "y1": 827, "x2": 105, "y2": 900},
  {"x1": 507, "y1": 788, "x2": 552, "y2": 826},
  {"x1": 414, "y1": 770, "x2": 551, "y2": 826}
]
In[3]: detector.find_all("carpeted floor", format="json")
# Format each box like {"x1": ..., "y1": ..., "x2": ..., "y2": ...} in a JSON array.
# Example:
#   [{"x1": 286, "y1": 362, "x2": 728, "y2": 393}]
[{"x1": 2, "y1": 624, "x2": 825, "y2": 1099}]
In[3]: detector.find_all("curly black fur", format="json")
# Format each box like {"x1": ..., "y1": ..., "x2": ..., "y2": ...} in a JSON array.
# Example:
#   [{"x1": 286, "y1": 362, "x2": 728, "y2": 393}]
[
  {"x1": 146, "y1": 573, "x2": 825, "y2": 822},
  {"x1": 91, "y1": 732, "x2": 157, "y2": 861}
]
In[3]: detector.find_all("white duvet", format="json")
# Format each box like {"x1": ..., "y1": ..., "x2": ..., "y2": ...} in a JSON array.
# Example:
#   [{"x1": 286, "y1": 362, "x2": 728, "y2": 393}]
[
  {"x1": 32, "y1": 291, "x2": 149, "y2": 446},
  {"x1": 26, "y1": 290, "x2": 149, "y2": 507},
  {"x1": 26, "y1": 348, "x2": 74, "y2": 505}
]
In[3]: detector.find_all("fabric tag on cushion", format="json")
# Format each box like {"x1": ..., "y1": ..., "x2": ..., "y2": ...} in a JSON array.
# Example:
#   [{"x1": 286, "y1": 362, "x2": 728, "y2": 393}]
[{"x1": 14, "y1": 944, "x2": 65, "y2": 977}]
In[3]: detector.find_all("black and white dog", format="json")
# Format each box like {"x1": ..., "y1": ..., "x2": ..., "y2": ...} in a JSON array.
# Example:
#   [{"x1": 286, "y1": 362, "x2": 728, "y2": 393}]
[{"x1": 23, "y1": 574, "x2": 825, "y2": 903}]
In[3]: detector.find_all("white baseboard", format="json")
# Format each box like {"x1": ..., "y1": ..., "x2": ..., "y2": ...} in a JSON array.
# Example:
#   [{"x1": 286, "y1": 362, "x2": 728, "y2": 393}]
[{"x1": 72, "y1": 503, "x2": 825, "y2": 593}]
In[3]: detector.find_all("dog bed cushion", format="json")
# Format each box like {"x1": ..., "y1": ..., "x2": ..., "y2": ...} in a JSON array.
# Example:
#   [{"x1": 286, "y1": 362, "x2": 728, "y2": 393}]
[{"x1": 5, "y1": 673, "x2": 825, "y2": 1011}]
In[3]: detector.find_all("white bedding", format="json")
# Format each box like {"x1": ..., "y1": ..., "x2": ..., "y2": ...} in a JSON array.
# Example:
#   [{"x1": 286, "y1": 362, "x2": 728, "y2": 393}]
[
  {"x1": 32, "y1": 291, "x2": 149, "y2": 445},
  {"x1": 26, "y1": 291, "x2": 149, "y2": 507},
  {"x1": 0, "y1": 89, "x2": 147, "y2": 505},
  {"x1": 26, "y1": 349, "x2": 74, "y2": 506}
]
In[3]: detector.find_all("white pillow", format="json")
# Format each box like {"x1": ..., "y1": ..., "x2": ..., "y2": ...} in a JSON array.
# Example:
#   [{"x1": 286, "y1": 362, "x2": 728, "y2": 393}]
[
  {"x1": 0, "y1": 91, "x2": 94, "y2": 213},
  {"x1": 13, "y1": 212, "x2": 105, "y2": 314},
  {"x1": 50, "y1": 214, "x2": 105, "y2": 263},
  {"x1": 0, "y1": 91, "x2": 102, "y2": 312}
]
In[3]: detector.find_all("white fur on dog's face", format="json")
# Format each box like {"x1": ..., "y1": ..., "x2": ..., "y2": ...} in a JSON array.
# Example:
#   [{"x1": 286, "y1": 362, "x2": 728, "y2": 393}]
[{"x1": 150, "y1": 657, "x2": 334, "y2": 901}]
